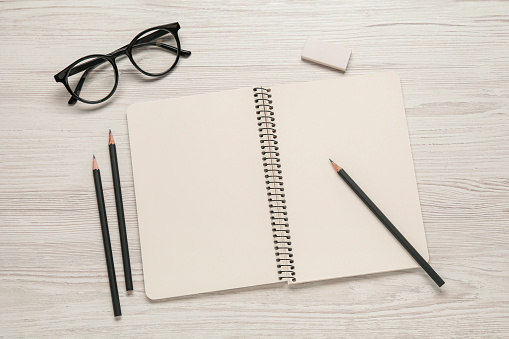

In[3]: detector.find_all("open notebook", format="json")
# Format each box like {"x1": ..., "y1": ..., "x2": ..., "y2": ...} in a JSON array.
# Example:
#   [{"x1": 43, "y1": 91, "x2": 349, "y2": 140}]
[{"x1": 127, "y1": 72, "x2": 429, "y2": 300}]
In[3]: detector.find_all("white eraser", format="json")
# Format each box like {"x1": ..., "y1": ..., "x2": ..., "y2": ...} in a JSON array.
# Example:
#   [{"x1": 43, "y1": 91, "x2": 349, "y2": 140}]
[{"x1": 301, "y1": 37, "x2": 351, "y2": 72}]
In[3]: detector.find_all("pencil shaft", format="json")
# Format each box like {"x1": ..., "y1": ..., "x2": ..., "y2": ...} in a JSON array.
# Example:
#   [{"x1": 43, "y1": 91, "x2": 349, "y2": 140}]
[
  {"x1": 338, "y1": 169, "x2": 445, "y2": 287},
  {"x1": 109, "y1": 143, "x2": 133, "y2": 291},
  {"x1": 93, "y1": 168, "x2": 122, "y2": 316}
]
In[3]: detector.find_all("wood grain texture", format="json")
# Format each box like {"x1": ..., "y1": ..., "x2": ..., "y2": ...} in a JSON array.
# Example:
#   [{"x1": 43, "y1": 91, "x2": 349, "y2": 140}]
[{"x1": 1, "y1": 0, "x2": 508, "y2": 337}]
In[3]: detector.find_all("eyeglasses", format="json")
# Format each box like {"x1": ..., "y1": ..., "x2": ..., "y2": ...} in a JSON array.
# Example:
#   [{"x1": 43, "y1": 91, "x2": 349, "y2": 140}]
[{"x1": 54, "y1": 22, "x2": 191, "y2": 105}]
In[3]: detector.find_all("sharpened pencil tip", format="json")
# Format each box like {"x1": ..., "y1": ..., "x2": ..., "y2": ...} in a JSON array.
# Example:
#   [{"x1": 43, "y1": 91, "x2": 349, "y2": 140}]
[
  {"x1": 109, "y1": 130, "x2": 115, "y2": 145},
  {"x1": 329, "y1": 159, "x2": 342, "y2": 172},
  {"x1": 93, "y1": 154, "x2": 95, "y2": 159},
  {"x1": 93, "y1": 156, "x2": 99, "y2": 170},
  {"x1": 329, "y1": 158, "x2": 333, "y2": 162}
]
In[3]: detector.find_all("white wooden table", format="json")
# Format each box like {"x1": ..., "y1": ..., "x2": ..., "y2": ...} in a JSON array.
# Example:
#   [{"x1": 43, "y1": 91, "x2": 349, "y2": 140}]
[{"x1": 1, "y1": 1, "x2": 508, "y2": 337}]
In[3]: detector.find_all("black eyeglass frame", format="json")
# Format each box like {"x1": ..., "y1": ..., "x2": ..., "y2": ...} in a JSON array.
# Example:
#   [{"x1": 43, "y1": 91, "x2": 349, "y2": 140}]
[{"x1": 54, "y1": 22, "x2": 191, "y2": 105}]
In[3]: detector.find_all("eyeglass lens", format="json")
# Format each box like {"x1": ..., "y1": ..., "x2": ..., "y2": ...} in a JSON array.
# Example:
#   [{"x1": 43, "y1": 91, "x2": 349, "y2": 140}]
[
  {"x1": 67, "y1": 56, "x2": 116, "y2": 103},
  {"x1": 131, "y1": 28, "x2": 179, "y2": 76}
]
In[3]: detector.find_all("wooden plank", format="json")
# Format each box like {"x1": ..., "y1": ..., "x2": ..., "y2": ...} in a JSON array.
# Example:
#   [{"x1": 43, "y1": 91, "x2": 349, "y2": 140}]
[{"x1": 0, "y1": 0, "x2": 508, "y2": 336}]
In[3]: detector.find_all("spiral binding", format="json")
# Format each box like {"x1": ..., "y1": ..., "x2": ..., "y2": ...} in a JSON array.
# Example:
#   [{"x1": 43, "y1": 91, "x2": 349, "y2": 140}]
[{"x1": 253, "y1": 87, "x2": 295, "y2": 282}]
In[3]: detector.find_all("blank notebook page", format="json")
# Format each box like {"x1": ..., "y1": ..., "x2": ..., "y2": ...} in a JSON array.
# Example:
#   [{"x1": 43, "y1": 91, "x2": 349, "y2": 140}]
[
  {"x1": 127, "y1": 88, "x2": 278, "y2": 299},
  {"x1": 271, "y1": 72, "x2": 429, "y2": 283}
]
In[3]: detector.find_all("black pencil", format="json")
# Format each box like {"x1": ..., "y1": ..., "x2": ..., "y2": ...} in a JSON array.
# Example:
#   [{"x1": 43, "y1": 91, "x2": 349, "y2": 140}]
[
  {"x1": 329, "y1": 159, "x2": 445, "y2": 287},
  {"x1": 93, "y1": 155, "x2": 122, "y2": 316},
  {"x1": 109, "y1": 130, "x2": 133, "y2": 291}
]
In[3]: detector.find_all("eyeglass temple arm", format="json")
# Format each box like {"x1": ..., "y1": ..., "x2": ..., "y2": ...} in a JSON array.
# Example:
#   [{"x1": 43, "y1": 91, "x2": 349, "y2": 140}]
[
  {"x1": 67, "y1": 30, "x2": 190, "y2": 77},
  {"x1": 68, "y1": 67, "x2": 94, "y2": 105},
  {"x1": 129, "y1": 28, "x2": 191, "y2": 55}
]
